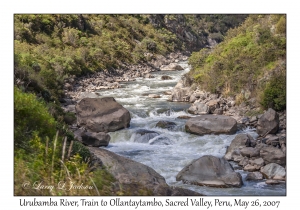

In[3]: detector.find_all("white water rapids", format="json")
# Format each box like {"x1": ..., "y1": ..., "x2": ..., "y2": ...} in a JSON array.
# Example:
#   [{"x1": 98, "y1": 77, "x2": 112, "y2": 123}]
[{"x1": 94, "y1": 62, "x2": 285, "y2": 196}]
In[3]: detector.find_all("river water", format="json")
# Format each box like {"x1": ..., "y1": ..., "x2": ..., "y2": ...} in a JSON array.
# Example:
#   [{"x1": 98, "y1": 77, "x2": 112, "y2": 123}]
[{"x1": 96, "y1": 62, "x2": 286, "y2": 196}]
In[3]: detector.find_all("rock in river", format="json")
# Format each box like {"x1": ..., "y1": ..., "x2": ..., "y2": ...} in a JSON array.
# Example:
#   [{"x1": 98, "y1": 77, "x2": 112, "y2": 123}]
[
  {"x1": 160, "y1": 63, "x2": 184, "y2": 71},
  {"x1": 132, "y1": 129, "x2": 160, "y2": 143},
  {"x1": 81, "y1": 131, "x2": 110, "y2": 147},
  {"x1": 76, "y1": 97, "x2": 131, "y2": 133},
  {"x1": 176, "y1": 155, "x2": 243, "y2": 188},
  {"x1": 185, "y1": 115, "x2": 237, "y2": 136},
  {"x1": 88, "y1": 147, "x2": 202, "y2": 195}
]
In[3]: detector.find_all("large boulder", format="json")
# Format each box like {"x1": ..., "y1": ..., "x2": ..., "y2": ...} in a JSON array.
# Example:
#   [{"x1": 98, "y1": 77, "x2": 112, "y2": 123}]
[
  {"x1": 224, "y1": 134, "x2": 254, "y2": 160},
  {"x1": 256, "y1": 108, "x2": 279, "y2": 136},
  {"x1": 176, "y1": 155, "x2": 243, "y2": 188},
  {"x1": 260, "y1": 145, "x2": 286, "y2": 166},
  {"x1": 81, "y1": 131, "x2": 110, "y2": 147},
  {"x1": 88, "y1": 147, "x2": 202, "y2": 195},
  {"x1": 76, "y1": 97, "x2": 131, "y2": 132},
  {"x1": 169, "y1": 87, "x2": 191, "y2": 102},
  {"x1": 185, "y1": 115, "x2": 237, "y2": 136},
  {"x1": 260, "y1": 163, "x2": 286, "y2": 179},
  {"x1": 188, "y1": 102, "x2": 209, "y2": 115},
  {"x1": 160, "y1": 63, "x2": 184, "y2": 71}
]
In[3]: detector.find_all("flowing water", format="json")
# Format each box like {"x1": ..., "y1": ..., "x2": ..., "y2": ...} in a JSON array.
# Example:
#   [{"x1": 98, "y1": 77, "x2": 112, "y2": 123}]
[{"x1": 95, "y1": 62, "x2": 286, "y2": 196}]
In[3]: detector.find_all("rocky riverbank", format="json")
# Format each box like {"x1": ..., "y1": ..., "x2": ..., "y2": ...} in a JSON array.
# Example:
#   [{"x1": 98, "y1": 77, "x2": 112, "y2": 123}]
[
  {"x1": 168, "y1": 76, "x2": 286, "y2": 187},
  {"x1": 60, "y1": 53, "x2": 286, "y2": 195}
]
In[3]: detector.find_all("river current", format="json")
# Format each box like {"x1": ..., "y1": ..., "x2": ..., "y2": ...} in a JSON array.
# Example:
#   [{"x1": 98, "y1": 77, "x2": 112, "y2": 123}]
[{"x1": 95, "y1": 62, "x2": 285, "y2": 196}]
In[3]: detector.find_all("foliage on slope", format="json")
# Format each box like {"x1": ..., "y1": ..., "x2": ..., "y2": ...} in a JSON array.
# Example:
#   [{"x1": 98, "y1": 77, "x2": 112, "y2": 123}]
[
  {"x1": 14, "y1": 86, "x2": 119, "y2": 195},
  {"x1": 14, "y1": 14, "x2": 179, "y2": 100},
  {"x1": 188, "y1": 15, "x2": 286, "y2": 111}
]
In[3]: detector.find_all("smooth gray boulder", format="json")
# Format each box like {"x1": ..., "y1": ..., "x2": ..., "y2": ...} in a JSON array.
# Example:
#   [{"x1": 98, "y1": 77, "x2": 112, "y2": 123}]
[
  {"x1": 176, "y1": 155, "x2": 243, "y2": 188},
  {"x1": 185, "y1": 115, "x2": 237, "y2": 136},
  {"x1": 260, "y1": 145, "x2": 286, "y2": 166},
  {"x1": 76, "y1": 97, "x2": 131, "y2": 133},
  {"x1": 88, "y1": 147, "x2": 202, "y2": 195},
  {"x1": 188, "y1": 102, "x2": 209, "y2": 115},
  {"x1": 160, "y1": 63, "x2": 184, "y2": 71},
  {"x1": 81, "y1": 131, "x2": 110, "y2": 147},
  {"x1": 256, "y1": 108, "x2": 279, "y2": 136},
  {"x1": 260, "y1": 163, "x2": 286, "y2": 179},
  {"x1": 224, "y1": 134, "x2": 255, "y2": 160},
  {"x1": 245, "y1": 172, "x2": 263, "y2": 181}
]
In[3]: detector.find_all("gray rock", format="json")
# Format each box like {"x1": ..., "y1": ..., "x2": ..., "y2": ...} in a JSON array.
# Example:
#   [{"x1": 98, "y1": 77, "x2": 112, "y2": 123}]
[
  {"x1": 260, "y1": 163, "x2": 286, "y2": 179},
  {"x1": 170, "y1": 87, "x2": 191, "y2": 102},
  {"x1": 160, "y1": 63, "x2": 184, "y2": 71},
  {"x1": 213, "y1": 108, "x2": 224, "y2": 115},
  {"x1": 188, "y1": 102, "x2": 209, "y2": 115},
  {"x1": 88, "y1": 147, "x2": 168, "y2": 194},
  {"x1": 76, "y1": 97, "x2": 131, "y2": 133},
  {"x1": 81, "y1": 132, "x2": 110, "y2": 147},
  {"x1": 185, "y1": 115, "x2": 237, "y2": 136},
  {"x1": 133, "y1": 129, "x2": 160, "y2": 143},
  {"x1": 260, "y1": 146, "x2": 286, "y2": 166},
  {"x1": 161, "y1": 75, "x2": 173, "y2": 80},
  {"x1": 238, "y1": 157, "x2": 249, "y2": 167},
  {"x1": 243, "y1": 164, "x2": 260, "y2": 172},
  {"x1": 256, "y1": 108, "x2": 279, "y2": 136},
  {"x1": 148, "y1": 94, "x2": 161, "y2": 98},
  {"x1": 240, "y1": 147, "x2": 260, "y2": 158},
  {"x1": 245, "y1": 172, "x2": 263, "y2": 181},
  {"x1": 224, "y1": 134, "x2": 254, "y2": 160},
  {"x1": 155, "y1": 121, "x2": 177, "y2": 130},
  {"x1": 249, "y1": 158, "x2": 265, "y2": 168},
  {"x1": 176, "y1": 155, "x2": 243, "y2": 188}
]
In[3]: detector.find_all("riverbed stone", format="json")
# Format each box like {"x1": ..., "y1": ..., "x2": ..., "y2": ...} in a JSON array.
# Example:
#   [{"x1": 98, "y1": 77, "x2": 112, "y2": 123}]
[
  {"x1": 81, "y1": 131, "x2": 110, "y2": 147},
  {"x1": 176, "y1": 155, "x2": 243, "y2": 188},
  {"x1": 245, "y1": 172, "x2": 263, "y2": 181},
  {"x1": 185, "y1": 115, "x2": 237, "y2": 136},
  {"x1": 260, "y1": 145, "x2": 286, "y2": 166},
  {"x1": 161, "y1": 75, "x2": 173, "y2": 80},
  {"x1": 76, "y1": 97, "x2": 131, "y2": 133},
  {"x1": 260, "y1": 163, "x2": 286, "y2": 179},
  {"x1": 188, "y1": 102, "x2": 209, "y2": 115},
  {"x1": 240, "y1": 147, "x2": 260, "y2": 158},
  {"x1": 160, "y1": 63, "x2": 184, "y2": 71},
  {"x1": 256, "y1": 108, "x2": 279, "y2": 136},
  {"x1": 88, "y1": 147, "x2": 202, "y2": 195},
  {"x1": 132, "y1": 129, "x2": 160, "y2": 143},
  {"x1": 155, "y1": 121, "x2": 177, "y2": 130},
  {"x1": 224, "y1": 134, "x2": 254, "y2": 160}
]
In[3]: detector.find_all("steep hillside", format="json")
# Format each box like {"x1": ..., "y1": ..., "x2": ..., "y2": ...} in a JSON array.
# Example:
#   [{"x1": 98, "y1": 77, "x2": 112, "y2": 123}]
[
  {"x1": 14, "y1": 14, "x2": 246, "y2": 101},
  {"x1": 188, "y1": 14, "x2": 286, "y2": 111}
]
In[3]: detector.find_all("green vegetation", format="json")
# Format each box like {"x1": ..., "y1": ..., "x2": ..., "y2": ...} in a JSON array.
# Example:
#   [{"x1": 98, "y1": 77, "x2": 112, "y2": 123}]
[
  {"x1": 188, "y1": 15, "x2": 286, "y2": 111},
  {"x1": 14, "y1": 14, "x2": 249, "y2": 195},
  {"x1": 14, "y1": 86, "x2": 119, "y2": 195},
  {"x1": 14, "y1": 14, "x2": 179, "y2": 100},
  {"x1": 260, "y1": 71, "x2": 286, "y2": 111}
]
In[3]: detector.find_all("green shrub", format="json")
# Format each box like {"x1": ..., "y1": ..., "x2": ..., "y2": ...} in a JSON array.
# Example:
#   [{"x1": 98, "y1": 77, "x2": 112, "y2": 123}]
[
  {"x1": 261, "y1": 72, "x2": 286, "y2": 111},
  {"x1": 14, "y1": 86, "x2": 56, "y2": 150}
]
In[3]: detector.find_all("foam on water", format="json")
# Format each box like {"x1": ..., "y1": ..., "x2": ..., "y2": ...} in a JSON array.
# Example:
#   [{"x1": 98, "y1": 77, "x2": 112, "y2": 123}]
[{"x1": 95, "y1": 62, "x2": 285, "y2": 196}]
